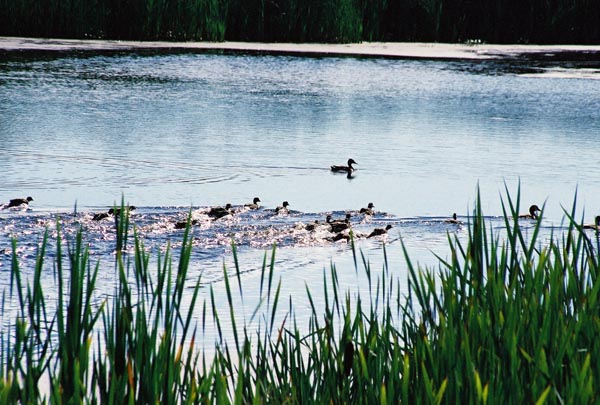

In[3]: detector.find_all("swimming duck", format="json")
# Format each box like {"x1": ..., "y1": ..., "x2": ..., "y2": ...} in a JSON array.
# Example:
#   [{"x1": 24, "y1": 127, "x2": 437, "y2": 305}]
[
  {"x1": 367, "y1": 224, "x2": 392, "y2": 238},
  {"x1": 518, "y1": 205, "x2": 541, "y2": 220},
  {"x1": 331, "y1": 158, "x2": 357, "y2": 173},
  {"x1": 329, "y1": 232, "x2": 351, "y2": 242},
  {"x1": 6, "y1": 196, "x2": 33, "y2": 208},
  {"x1": 245, "y1": 197, "x2": 261, "y2": 210},
  {"x1": 326, "y1": 214, "x2": 352, "y2": 233},
  {"x1": 208, "y1": 203, "x2": 232, "y2": 219},
  {"x1": 444, "y1": 213, "x2": 462, "y2": 224},
  {"x1": 275, "y1": 201, "x2": 290, "y2": 214},
  {"x1": 360, "y1": 203, "x2": 375, "y2": 215},
  {"x1": 175, "y1": 219, "x2": 199, "y2": 229},
  {"x1": 113, "y1": 206, "x2": 136, "y2": 216},
  {"x1": 92, "y1": 209, "x2": 114, "y2": 221},
  {"x1": 304, "y1": 220, "x2": 320, "y2": 231},
  {"x1": 583, "y1": 216, "x2": 600, "y2": 230}
]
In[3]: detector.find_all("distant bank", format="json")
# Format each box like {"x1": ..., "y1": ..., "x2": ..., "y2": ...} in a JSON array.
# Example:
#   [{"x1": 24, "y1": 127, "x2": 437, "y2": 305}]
[{"x1": 2, "y1": 37, "x2": 600, "y2": 61}]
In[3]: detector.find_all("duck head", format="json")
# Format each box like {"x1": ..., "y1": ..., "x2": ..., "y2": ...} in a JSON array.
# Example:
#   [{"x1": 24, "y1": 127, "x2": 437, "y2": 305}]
[{"x1": 529, "y1": 204, "x2": 541, "y2": 218}]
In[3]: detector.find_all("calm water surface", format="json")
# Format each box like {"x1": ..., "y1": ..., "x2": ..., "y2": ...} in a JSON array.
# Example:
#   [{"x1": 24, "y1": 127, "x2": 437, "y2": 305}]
[{"x1": 1, "y1": 49, "x2": 600, "y2": 343}]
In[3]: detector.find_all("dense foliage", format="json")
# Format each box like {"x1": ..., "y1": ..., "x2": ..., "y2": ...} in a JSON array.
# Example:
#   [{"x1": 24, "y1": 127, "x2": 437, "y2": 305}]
[{"x1": 1, "y1": 0, "x2": 598, "y2": 44}]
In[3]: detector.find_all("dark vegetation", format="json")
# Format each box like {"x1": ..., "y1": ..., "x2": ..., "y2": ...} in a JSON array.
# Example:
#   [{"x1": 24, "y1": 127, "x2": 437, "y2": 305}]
[{"x1": 1, "y1": 0, "x2": 599, "y2": 44}]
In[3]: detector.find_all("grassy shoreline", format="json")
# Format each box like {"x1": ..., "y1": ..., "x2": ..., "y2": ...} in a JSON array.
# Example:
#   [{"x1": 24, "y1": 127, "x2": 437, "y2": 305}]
[{"x1": 1, "y1": 193, "x2": 599, "y2": 402}]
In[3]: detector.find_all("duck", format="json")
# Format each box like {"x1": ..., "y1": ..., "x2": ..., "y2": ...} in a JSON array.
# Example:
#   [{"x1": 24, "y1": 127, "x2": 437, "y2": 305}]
[
  {"x1": 444, "y1": 213, "x2": 462, "y2": 224},
  {"x1": 367, "y1": 224, "x2": 392, "y2": 238},
  {"x1": 360, "y1": 203, "x2": 375, "y2": 215},
  {"x1": 92, "y1": 209, "x2": 115, "y2": 221},
  {"x1": 518, "y1": 205, "x2": 541, "y2": 220},
  {"x1": 304, "y1": 220, "x2": 320, "y2": 231},
  {"x1": 245, "y1": 197, "x2": 261, "y2": 210},
  {"x1": 326, "y1": 214, "x2": 352, "y2": 233},
  {"x1": 113, "y1": 206, "x2": 136, "y2": 216},
  {"x1": 208, "y1": 203, "x2": 232, "y2": 219},
  {"x1": 175, "y1": 219, "x2": 199, "y2": 229},
  {"x1": 92, "y1": 206, "x2": 135, "y2": 221},
  {"x1": 5, "y1": 196, "x2": 33, "y2": 208},
  {"x1": 329, "y1": 232, "x2": 351, "y2": 242},
  {"x1": 583, "y1": 216, "x2": 600, "y2": 230},
  {"x1": 331, "y1": 158, "x2": 357, "y2": 173},
  {"x1": 275, "y1": 201, "x2": 290, "y2": 214}
]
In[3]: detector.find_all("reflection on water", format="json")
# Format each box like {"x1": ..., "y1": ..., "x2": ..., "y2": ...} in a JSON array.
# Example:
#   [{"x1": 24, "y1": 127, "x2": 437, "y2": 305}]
[{"x1": 1, "y1": 49, "x2": 600, "y2": 346}]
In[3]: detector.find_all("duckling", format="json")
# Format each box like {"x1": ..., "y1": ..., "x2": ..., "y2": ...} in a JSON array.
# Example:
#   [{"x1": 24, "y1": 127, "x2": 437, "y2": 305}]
[
  {"x1": 245, "y1": 197, "x2": 261, "y2": 210},
  {"x1": 331, "y1": 158, "x2": 357, "y2": 173},
  {"x1": 5, "y1": 196, "x2": 33, "y2": 208},
  {"x1": 92, "y1": 208, "x2": 114, "y2": 221},
  {"x1": 360, "y1": 203, "x2": 375, "y2": 215},
  {"x1": 329, "y1": 232, "x2": 351, "y2": 242},
  {"x1": 275, "y1": 201, "x2": 290, "y2": 214},
  {"x1": 518, "y1": 205, "x2": 541, "y2": 220},
  {"x1": 304, "y1": 220, "x2": 320, "y2": 231},
  {"x1": 583, "y1": 216, "x2": 600, "y2": 230},
  {"x1": 444, "y1": 213, "x2": 462, "y2": 224},
  {"x1": 175, "y1": 219, "x2": 199, "y2": 229},
  {"x1": 326, "y1": 214, "x2": 352, "y2": 233},
  {"x1": 367, "y1": 224, "x2": 392, "y2": 238},
  {"x1": 113, "y1": 206, "x2": 136, "y2": 216},
  {"x1": 208, "y1": 203, "x2": 233, "y2": 219}
]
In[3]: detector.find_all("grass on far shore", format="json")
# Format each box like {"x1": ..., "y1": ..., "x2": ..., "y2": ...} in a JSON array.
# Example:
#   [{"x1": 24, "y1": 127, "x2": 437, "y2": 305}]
[{"x1": 1, "y1": 190, "x2": 599, "y2": 403}]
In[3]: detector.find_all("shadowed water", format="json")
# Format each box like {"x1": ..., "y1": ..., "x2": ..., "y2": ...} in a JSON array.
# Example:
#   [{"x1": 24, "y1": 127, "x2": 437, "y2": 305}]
[{"x1": 1, "y1": 48, "x2": 600, "y2": 344}]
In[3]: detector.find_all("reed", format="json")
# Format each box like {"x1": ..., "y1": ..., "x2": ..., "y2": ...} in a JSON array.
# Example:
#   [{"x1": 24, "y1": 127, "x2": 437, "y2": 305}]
[
  {"x1": 1, "y1": 0, "x2": 598, "y2": 43},
  {"x1": 0, "y1": 193, "x2": 599, "y2": 402}
]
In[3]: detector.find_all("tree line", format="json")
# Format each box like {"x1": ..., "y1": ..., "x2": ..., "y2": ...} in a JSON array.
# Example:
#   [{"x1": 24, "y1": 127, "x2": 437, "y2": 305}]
[{"x1": 1, "y1": 0, "x2": 598, "y2": 44}]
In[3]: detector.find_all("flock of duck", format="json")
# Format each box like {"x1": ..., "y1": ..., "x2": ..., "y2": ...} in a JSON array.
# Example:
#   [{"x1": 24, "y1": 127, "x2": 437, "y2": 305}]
[{"x1": 3, "y1": 160, "x2": 594, "y2": 247}]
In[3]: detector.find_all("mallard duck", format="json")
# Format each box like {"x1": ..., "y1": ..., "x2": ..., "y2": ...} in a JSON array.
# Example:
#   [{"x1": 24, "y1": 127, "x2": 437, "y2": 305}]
[
  {"x1": 6, "y1": 196, "x2": 33, "y2": 208},
  {"x1": 245, "y1": 197, "x2": 261, "y2": 210},
  {"x1": 518, "y1": 205, "x2": 541, "y2": 219},
  {"x1": 583, "y1": 216, "x2": 600, "y2": 230},
  {"x1": 367, "y1": 224, "x2": 392, "y2": 238},
  {"x1": 329, "y1": 232, "x2": 351, "y2": 242},
  {"x1": 326, "y1": 214, "x2": 352, "y2": 233},
  {"x1": 175, "y1": 219, "x2": 199, "y2": 229},
  {"x1": 92, "y1": 209, "x2": 114, "y2": 221},
  {"x1": 208, "y1": 203, "x2": 232, "y2": 219},
  {"x1": 304, "y1": 220, "x2": 320, "y2": 231},
  {"x1": 275, "y1": 201, "x2": 290, "y2": 214},
  {"x1": 360, "y1": 203, "x2": 375, "y2": 215},
  {"x1": 444, "y1": 213, "x2": 462, "y2": 224},
  {"x1": 331, "y1": 158, "x2": 357, "y2": 173}
]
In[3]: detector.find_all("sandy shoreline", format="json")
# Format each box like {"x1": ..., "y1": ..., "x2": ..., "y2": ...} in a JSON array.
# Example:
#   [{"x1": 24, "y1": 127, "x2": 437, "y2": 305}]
[{"x1": 2, "y1": 36, "x2": 600, "y2": 60}]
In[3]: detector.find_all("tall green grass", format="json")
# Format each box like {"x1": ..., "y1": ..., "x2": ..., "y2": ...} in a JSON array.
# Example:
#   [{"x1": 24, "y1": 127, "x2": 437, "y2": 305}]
[
  {"x1": 1, "y1": 193, "x2": 599, "y2": 402},
  {"x1": 1, "y1": 0, "x2": 598, "y2": 44}
]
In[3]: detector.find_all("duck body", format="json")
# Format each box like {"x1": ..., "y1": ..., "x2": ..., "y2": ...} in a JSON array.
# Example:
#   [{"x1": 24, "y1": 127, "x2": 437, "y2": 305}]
[
  {"x1": 331, "y1": 158, "x2": 357, "y2": 173},
  {"x1": 518, "y1": 205, "x2": 541, "y2": 219},
  {"x1": 92, "y1": 210, "x2": 112, "y2": 221},
  {"x1": 304, "y1": 220, "x2": 320, "y2": 231},
  {"x1": 245, "y1": 197, "x2": 261, "y2": 210},
  {"x1": 327, "y1": 214, "x2": 351, "y2": 233},
  {"x1": 360, "y1": 203, "x2": 375, "y2": 215},
  {"x1": 208, "y1": 203, "x2": 232, "y2": 219},
  {"x1": 367, "y1": 224, "x2": 392, "y2": 238},
  {"x1": 444, "y1": 213, "x2": 462, "y2": 224},
  {"x1": 175, "y1": 219, "x2": 199, "y2": 229},
  {"x1": 275, "y1": 201, "x2": 290, "y2": 214},
  {"x1": 6, "y1": 196, "x2": 33, "y2": 208},
  {"x1": 583, "y1": 215, "x2": 600, "y2": 230}
]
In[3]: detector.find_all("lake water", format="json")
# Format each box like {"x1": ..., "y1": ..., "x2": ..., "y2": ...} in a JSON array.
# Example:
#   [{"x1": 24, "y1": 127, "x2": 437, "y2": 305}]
[{"x1": 1, "y1": 47, "x2": 600, "y2": 343}]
